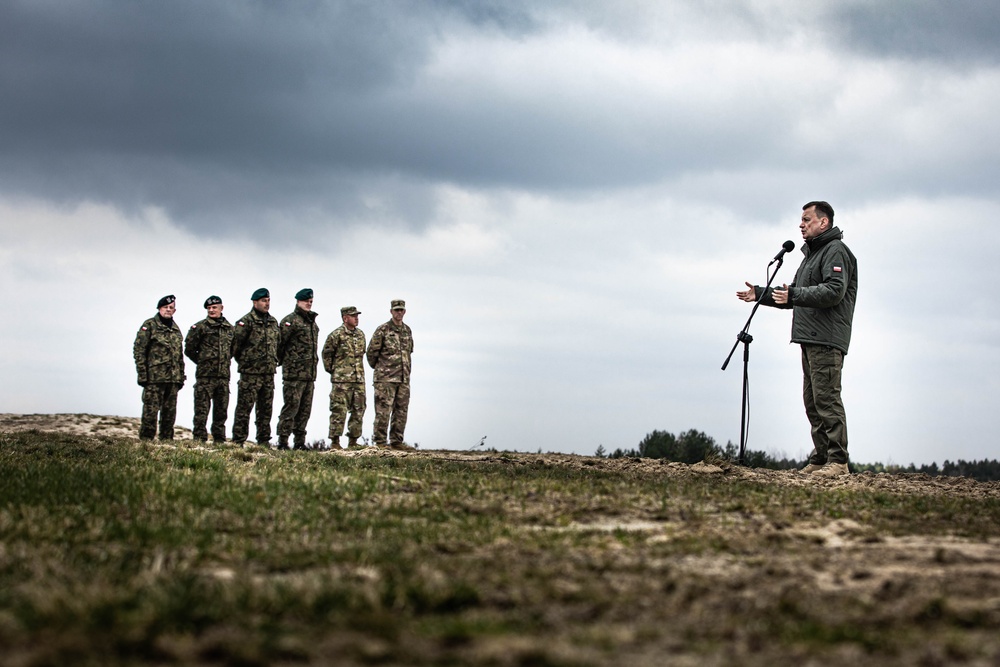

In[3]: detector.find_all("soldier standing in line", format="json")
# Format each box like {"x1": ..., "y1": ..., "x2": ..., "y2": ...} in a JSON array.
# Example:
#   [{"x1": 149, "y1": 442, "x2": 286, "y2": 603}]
[
  {"x1": 184, "y1": 295, "x2": 234, "y2": 443},
  {"x1": 231, "y1": 288, "x2": 280, "y2": 446},
  {"x1": 133, "y1": 294, "x2": 186, "y2": 440},
  {"x1": 366, "y1": 299, "x2": 414, "y2": 450},
  {"x1": 276, "y1": 288, "x2": 320, "y2": 450},
  {"x1": 323, "y1": 306, "x2": 367, "y2": 450}
]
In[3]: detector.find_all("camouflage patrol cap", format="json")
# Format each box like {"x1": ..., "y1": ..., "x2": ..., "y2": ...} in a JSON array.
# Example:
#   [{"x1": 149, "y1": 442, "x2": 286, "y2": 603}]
[
  {"x1": 391, "y1": 299, "x2": 406, "y2": 310},
  {"x1": 295, "y1": 288, "x2": 314, "y2": 301},
  {"x1": 251, "y1": 288, "x2": 269, "y2": 301},
  {"x1": 340, "y1": 306, "x2": 361, "y2": 316},
  {"x1": 157, "y1": 294, "x2": 176, "y2": 308},
  {"x1": 204, "y1": 295, "x2": 222, "y2": 309}
]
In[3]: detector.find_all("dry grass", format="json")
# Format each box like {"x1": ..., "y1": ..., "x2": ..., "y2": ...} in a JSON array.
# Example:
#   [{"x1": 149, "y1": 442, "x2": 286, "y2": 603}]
[{"x1": 1, "y1": 422, "x2": 999, "y2": 666}]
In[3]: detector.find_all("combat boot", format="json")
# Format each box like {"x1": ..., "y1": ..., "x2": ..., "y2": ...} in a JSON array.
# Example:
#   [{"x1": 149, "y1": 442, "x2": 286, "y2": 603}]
[
  {"x1": 813, "y1": 462, "x2": 850, "y2": 478},
  {"x1": 329, "y1": 437, "x2": 342, "y2": 450},
  {"x1": 293, "y1": 436, "x2": 307, "y2": 451},
  {"x1": 800, "y1": 463, "x2": 825, "y2": 474},
  {"x1": 347, "y1": 439, "x2": 361, "y2": 450},
  {"x1": 277, "y1": 436, "x2": 290, "y2": 450}
]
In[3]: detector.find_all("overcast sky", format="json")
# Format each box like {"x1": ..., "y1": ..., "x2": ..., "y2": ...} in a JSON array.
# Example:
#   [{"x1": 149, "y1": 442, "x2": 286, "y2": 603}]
[{"x1": 2, "y1": 0, "x2": 998, "y2": 465}]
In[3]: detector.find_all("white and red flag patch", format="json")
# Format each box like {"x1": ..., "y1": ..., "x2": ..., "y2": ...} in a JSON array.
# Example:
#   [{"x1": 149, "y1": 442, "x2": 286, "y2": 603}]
[{"x1": 833, "y1": 266, "x2": 842, "y2": 273}]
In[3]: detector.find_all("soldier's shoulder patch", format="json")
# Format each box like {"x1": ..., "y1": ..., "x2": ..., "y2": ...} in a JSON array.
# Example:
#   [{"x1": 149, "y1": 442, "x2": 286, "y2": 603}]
[
  {"x1": 238, "y1": 321, "x2": 245, "y2": 326},
  {"x1": 284, "y1": 321, "x2": 292, "y2": 326},
  {"x1": 141, "y1": 326, "x2": 148, "y2": 331},
  {"x1": 190, "y1": 324, "x2": 198, "y2": 329}
]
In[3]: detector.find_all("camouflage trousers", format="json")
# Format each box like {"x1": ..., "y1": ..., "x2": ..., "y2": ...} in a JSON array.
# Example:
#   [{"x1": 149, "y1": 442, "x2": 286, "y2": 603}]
[
  {"x1": 193, "y1": 376, "x2": 230, "y2": 442},
  {"x1": 139, "y1": 383, "x2": 180, "y2": 440},
  {"x1": 232, "y1": 373, "x2": 275, "y2": 444},
  {"x1": 372, "y1": 382, "x2": 409, "y2": 447},
  {"x1": 329, "y1": 382, "x2": 366, "y2": 442},
  {"x1": 277, "y1": 379, "x2": 314, "y2": 445},
  {"x1": 802, "y1": 344, "x2": 849, "y2": 466}
]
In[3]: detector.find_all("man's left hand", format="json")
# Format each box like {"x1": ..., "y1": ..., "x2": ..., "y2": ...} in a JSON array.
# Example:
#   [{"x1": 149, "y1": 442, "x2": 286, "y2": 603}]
[{"x1": 773, "y1": 284, "x2": 790, "y2": 305}]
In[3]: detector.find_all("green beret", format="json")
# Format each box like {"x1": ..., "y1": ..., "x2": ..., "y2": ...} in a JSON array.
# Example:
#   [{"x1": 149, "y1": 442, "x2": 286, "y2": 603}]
[
  {"x1": 251, "y1": 288, "x2": 269, "y2": 301},
  {"x1": 157, "y1": 294, "x2": 176, "y2": 308},
  {"x1": 296, "y1": 288, "x2": 313, "y2": 301},
  {"x1": 340, "y1": 306, "x2": 361, "y2": 316},
  {"x1": 391, "y1": 299, "x2": 406, "y2": 310},
  {"x1": 204, "y1": 295, "x2": 222, "y2": 308}
]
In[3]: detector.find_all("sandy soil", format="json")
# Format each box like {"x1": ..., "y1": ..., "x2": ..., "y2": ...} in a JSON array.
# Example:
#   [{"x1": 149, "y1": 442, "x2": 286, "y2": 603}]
[{"x1": 3, "y1": 413, "x2": 1000, "y2": 664}]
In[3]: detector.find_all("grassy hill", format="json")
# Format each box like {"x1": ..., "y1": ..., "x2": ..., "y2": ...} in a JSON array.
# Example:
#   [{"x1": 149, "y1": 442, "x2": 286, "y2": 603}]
[{"x1": 2, "y1": 428, "x2": 999, "y2": 666}]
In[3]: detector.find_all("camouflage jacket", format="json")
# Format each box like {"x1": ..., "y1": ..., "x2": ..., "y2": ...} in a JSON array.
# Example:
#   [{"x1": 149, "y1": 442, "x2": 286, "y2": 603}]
[
  {"x1": 184, "y1": 316, "x2": 234, "y2": 379},
  {"x1": 277, "y1": 306, "x2": 320, "y2": 381},
  {"x1": 133, "y1": 314, "x2": 186, "y2": 385},
  {"x1": 231, "y1": 308, "x2": 280, "y2": 375},
  {"x1": 366, "y1": 320, "x2": 413, "y2": 383},
  {"x1": 322, "y1": 325, "x2": 366, "y2": 384}
]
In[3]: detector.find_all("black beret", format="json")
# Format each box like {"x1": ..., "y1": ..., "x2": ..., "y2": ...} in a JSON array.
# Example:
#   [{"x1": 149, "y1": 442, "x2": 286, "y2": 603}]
[
  {"x1": 295, "y1": 288, "x2": 314, "y2": 301},
  {"x1": 157, "y1": 295, "x2": 176, "y2": 308},
  {"x1": 204, "y1": 295, "x2": 223, "y2": 309},
  {"x1": 251, "y1": 288, "x2": 269, "y2": 300}
]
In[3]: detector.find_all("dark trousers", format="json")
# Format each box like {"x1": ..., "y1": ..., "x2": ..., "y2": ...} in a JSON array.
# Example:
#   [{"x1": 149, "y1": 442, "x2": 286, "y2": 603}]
[
  {"x1": 277, "y1": 379, "x2": 315, "y2": 445},
  {"x1": 193, "y1": 377, "x2": 230, "y2": 442},
  {"x1": 802, "y1": 344, "x2": 849, "y2": 465},
  {"x1": 140, "y1": 383, "x2": 179, "y2": 440},
  {"x1": 232, "y1": 374, "x2": 275, "y2": 444}
]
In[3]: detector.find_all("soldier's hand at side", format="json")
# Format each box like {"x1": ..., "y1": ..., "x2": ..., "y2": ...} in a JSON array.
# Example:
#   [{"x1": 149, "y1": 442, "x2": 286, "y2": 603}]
[
  {"x1": 736, "y1": 282, "x2": 757, "y2": 303},
  {"x1": 773, "y1": 284, "x2": 790, "y2": 305}
]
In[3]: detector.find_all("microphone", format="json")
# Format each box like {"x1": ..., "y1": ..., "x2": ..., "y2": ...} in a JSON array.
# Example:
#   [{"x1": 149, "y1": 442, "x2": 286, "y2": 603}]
[{"x1": 769, "y1": 240, "x2": 796, "y2": 265}]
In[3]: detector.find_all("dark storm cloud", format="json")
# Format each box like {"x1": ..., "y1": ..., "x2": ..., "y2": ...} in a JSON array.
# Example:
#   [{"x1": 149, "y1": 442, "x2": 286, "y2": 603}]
[
  {"x1": 827, "y1": 1, "x2": 1000, "y2": 65},
  {"x1": 1, "y1": 0, "x2": 763, "y2": 232},
  {"x1": 0, "y1": 0, "x2": 997, "y2": 235}
]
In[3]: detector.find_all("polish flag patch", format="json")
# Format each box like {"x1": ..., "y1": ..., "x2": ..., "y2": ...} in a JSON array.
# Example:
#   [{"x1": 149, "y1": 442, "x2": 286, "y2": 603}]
[
  {"x1": 284, "y1": 322, "x2": 292, "y2": 326},
  {"x1": 141, "y1": 326, "x2": 148, "y2": 331},
  {"x1": 238, "y1": 321, "x2": 245, "y2": 326},
  {"x1": 833, "y1": 266, "x2": 842, "y2": 272}
]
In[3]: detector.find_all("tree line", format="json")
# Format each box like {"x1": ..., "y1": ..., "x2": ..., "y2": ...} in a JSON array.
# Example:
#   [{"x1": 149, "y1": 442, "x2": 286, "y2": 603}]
[{"x1": 596, "y1": 429, "x2": 1000, "y2": 482}]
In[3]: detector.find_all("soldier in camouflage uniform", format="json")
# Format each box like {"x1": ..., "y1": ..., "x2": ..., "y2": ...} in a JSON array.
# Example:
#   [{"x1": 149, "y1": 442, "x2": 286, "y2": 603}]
[
  {"x1": 231, "y1": 288, "x2": 280, "y2": 445},
  {"x1": 276, "y1": 288, "x2": 320, "y2": 450},
  {"x1": 323, "y1": 306, "x2": 367, "y2": 449},
  {"x1": 184, "y1": 295, "x2": 234, "y2": 443},
  {"x1": 133, "y1": 294, "x2": 186, "y2": 440},
  {"x1": 366, "y1": 299, "x2": 414, "y2": 450}
]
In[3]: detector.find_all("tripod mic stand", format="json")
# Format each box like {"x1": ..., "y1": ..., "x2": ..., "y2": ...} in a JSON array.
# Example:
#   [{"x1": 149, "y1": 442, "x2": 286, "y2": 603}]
[{"x1": 721, "y1": 255, "x2": 789, "y2": 465}]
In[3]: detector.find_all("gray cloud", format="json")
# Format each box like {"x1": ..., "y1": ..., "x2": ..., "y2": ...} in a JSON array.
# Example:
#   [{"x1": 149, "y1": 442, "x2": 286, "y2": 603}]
[
  {"x1": 1, "y1": 0, "x2": 997, "y2": 238},
  {"x1": 827, "y1": 1, "x2": 1000, "y2": 65}
]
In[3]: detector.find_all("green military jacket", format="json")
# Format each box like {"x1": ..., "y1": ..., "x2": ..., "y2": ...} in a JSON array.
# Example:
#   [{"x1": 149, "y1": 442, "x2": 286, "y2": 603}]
[
  {"x1": 232, "y1": 308, "x2": 280, "y2": 375},
  {"x1": 323, "y1": 325, "x2": 367, "y2": 383},
  {"x1": 184, "y1": 316, "x2": 234, "y2": 379},
  {"x1": 366, "y1": 320, "x2": 413, "y2": 383},
  {"x1": 133, "y1": 314, "x2": 186, "y2": 385},
  {"x1": 277, "y1": 306, "x2": 320, "y2": 382},
  {"x1": 756, "y1": 226, "x2": 858, "y2": 354}
]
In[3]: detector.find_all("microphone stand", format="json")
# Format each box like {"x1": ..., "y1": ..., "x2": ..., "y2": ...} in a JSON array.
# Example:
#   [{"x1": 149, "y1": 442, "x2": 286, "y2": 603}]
[{"x1": 721, "y1": 254, "x2": 788, "y2": 465}]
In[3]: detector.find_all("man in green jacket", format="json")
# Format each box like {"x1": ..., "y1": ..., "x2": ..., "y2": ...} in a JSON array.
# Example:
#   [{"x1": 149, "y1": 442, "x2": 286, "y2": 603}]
[
  {"x1": 367, "y1": 299, "x2": 414, "y2": 450},
  {"x1": 276, "y1": 288, "x2": 320, "y2": 450},
  {"x1": 185, "y1": 295, "x2": 234, "y2": 443},
  {"x1": 133, "y1": 294, "x2": 186, "y2": 440},
  {"x1": 231, "y1": 288, "x2": 280, "y2": 446},
  {"x1": 323, "y1": 306, "x2": 367, "y2": 450},
  {"x1": 737, "y1": 201, "x2": 858, "y2": 477}
]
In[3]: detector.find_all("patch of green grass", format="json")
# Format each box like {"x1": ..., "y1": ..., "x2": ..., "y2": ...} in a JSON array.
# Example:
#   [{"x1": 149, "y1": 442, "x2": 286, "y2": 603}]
[{"x1": 1, "y1": 431, "x2": 999, "y2": 665}]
